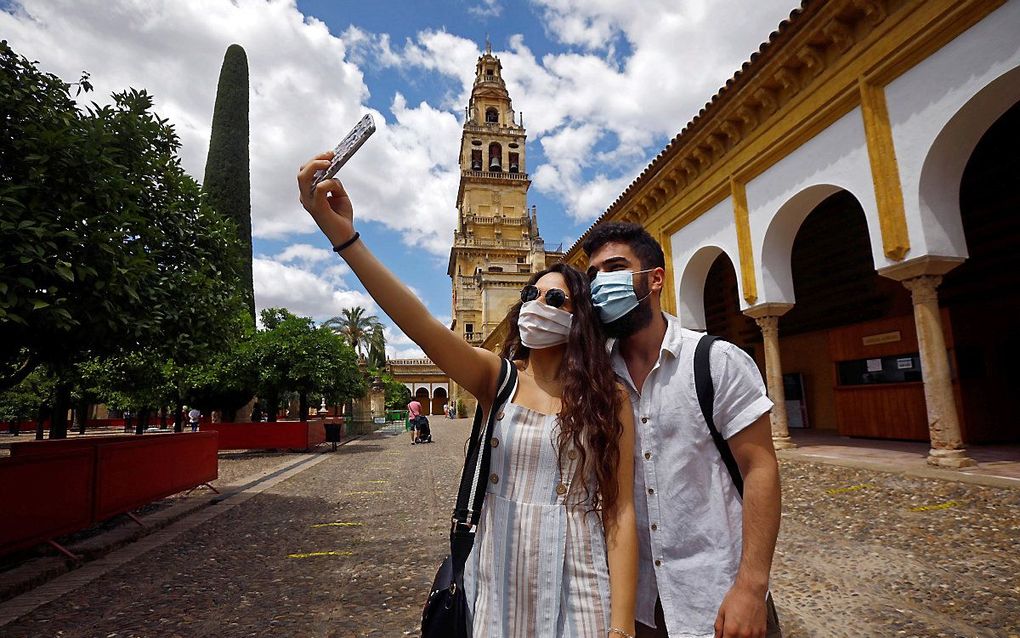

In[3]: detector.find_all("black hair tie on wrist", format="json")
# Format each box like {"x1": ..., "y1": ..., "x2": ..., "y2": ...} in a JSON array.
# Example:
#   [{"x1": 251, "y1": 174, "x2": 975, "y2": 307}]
[{"x1": 332, "y1": 232, "x2": 361, "y2": 254}]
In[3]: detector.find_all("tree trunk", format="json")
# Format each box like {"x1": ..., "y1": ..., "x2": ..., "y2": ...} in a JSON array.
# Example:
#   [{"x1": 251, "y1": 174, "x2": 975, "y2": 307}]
[
  {"x1": 49, "y1": 382, "x2": 71, "y2": 439},
  {"x1": 12, "y1": 417, "x2": 21, "y2": 436},
  {"x1": 174, "y1": 400, "x2": 184, "y2": 433},
  {"x1": 160, "y1": 406, "x2": 168, "y2": 429},
  {"x1": 267, "y1": 391, "x2": 278, "y2": 422},
  {"x1": 135, "y1": 408, "x2": 149, "y2": 435},
  {"x1": 299, "y1": 392, "x2": 308, "y2": 422},
  {"x1": 35, "y1": 403, "x2": 47, "y2": 440},
  {"x1": 76, "y1": 399, "x2": 90, "y2": 435}
]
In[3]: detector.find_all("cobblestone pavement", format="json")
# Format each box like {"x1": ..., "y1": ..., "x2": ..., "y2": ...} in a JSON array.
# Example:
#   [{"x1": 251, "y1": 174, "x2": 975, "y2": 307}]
[{"x1": 2, "y1": 418, "x2": 1018, "y2": 637}]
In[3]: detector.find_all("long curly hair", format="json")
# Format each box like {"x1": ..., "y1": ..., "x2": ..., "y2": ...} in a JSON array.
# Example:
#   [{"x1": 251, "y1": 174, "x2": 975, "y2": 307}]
[{"x1": 499, "y1": 263, "x2": 624, "y2": 524}]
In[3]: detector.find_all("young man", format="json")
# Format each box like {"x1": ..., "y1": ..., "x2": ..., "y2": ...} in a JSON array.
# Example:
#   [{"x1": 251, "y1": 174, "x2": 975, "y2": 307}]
[
  {"x1": 407, "y1": 398, "x2": 423, "y2": 445},
  {"x1": 584, "y1": 222, "x2": 782, "y2": 638}
]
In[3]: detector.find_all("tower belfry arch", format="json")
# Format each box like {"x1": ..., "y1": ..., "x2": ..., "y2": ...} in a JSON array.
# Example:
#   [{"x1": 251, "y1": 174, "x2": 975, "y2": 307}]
[{"x1": 447, "y1": 45, "x2": 564, "y2": 412}]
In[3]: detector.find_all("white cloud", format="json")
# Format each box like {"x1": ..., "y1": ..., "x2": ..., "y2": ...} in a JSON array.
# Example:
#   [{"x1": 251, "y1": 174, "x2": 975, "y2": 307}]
[
  {"x1": 275, "y1": 243, "x2": 335, "y2": 264},
  {"x1": 252, "y1": 257, "x2": 375, "y2": 322},
  {"x1": 468, "y1": 0, "x2": 503, "y2": 19},
  {"x1": 0, "y1": 0, "x2": 465, "y2": 258},
  {"x1": 351, "y1": 1, "x2": 797, "y2": 222}
]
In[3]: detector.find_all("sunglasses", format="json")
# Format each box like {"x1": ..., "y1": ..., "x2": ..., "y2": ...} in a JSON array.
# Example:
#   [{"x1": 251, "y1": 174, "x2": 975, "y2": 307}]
[{"x1": 521, "y1": 285, "x2": 569, "y2": 309}]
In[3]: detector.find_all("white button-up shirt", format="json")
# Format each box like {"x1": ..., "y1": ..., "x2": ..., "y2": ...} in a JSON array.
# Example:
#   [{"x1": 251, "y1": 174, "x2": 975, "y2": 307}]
[{"x1": 611, "y1": 313, "x2": 773, "y2": 637}]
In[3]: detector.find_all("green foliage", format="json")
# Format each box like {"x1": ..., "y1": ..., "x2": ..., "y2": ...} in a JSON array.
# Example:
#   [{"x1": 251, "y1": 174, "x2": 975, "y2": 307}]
[
  {"x1": 248, "y1": 308, "x2": 364, "y2": 417},
  {"x1": 456, "y1": 398, "x2": 468, "y2": 418},
  {"x1": 203, "y1": 44, "x2": 253, "y2": 322},
  {"x1": 0, "y1": 367, "x2": 54, "y2": 422},
  {"x1": 0, "y1": 41, "x2": 246, "y2": 395},
  {"x1": 367, "y1": 324, "x2": 386, "y2": 370},
  {"x1": 379, "y1": 371, "x2": 411, "y2": 410}
]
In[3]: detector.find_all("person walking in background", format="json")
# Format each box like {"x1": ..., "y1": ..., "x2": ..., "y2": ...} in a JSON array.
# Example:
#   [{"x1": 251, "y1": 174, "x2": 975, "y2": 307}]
[
  {"x1": 584, "y1": 222, "x2": 782, "y2": 638},
  {"x1": 187, "y1": 407, "x2": 201, "y2": 433},
  {"x1": 407, "y1": 398, "x2": 423, "y2": 445},
  {"x1": 297, "y1": 156, "x2": 639, "y2": 638}
]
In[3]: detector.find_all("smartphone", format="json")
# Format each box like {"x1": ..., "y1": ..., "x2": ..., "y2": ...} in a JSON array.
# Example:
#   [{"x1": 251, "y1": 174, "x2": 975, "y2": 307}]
[{"x1": 310, "y1": 113, "x2": 376, "y2": 193}]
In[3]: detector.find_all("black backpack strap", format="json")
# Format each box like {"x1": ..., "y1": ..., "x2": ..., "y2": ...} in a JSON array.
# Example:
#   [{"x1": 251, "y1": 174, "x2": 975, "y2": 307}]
[
  {"x1": 694, "y1": 335, "x2": 744, "y2": 497},
  {"x1": 450, "y1": 359, "x2": 518, "y2": 566}
]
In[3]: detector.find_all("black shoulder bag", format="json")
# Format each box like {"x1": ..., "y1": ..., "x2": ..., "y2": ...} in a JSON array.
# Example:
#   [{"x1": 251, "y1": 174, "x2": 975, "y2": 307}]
[
  {"x1": 694, "y1": 335, "x2": 783, "y2": 635},
  {"x1": 693, "y1": 335, "x2": 744, "y2": 496},
  {"x1": 421, "y1": 359, "x2": 518, "y2": 638}
]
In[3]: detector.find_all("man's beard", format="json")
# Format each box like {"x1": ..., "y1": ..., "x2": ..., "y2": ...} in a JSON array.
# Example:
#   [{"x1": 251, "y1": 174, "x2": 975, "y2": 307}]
[{"x1": 601, "y1": 278, "x2": 654, "y2": 339}]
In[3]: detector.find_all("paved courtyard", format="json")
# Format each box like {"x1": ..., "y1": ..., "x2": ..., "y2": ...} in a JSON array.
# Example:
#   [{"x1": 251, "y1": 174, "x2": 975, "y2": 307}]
[{"x1": 1, "y1": 417, "x2": 1018, "y2": 637}]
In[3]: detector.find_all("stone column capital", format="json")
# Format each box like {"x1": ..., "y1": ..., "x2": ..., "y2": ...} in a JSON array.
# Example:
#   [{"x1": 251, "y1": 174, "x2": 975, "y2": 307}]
[
  {"x1": 754, "y1": 314, "x2": 780, "y2": 338},
  {"x1": 902, "y1": 274, "x2": 942, "y2": 305}
]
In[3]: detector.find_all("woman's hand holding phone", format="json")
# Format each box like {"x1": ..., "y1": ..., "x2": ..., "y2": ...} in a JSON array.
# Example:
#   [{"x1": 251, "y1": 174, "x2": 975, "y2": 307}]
[{"x1": 297, "y1": 151, "x2": 356, "y2": 248}]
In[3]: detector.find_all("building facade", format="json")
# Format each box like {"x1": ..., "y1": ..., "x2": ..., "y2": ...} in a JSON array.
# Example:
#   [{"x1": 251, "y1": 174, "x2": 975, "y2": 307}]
[
  {"x1": 561, "y1": 0, "x2": 1019, "y2": 468},
  {"x1": 386, "y1": 358, "x2": 449, "y2": 416},
  {"x1": 448, "y1": 43, "x2": 564, "y2": 412}
]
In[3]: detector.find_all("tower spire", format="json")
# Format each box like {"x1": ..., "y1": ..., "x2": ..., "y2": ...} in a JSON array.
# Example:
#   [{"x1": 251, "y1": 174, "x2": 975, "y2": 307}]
[{"x1": 485, "y1": 34, "x2": 492, "y2": 55}]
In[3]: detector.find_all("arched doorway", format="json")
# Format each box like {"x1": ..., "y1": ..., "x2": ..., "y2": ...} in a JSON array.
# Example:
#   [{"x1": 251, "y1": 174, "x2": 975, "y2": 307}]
[
  {"x1": 414, "y1": 388, "x2": 430, "y2": 411},
  {"x1": 939, "y1": 99, "x2": 1020, "y2": 443},
  {"x1": 431, "y1": 387, "x2": 448, "y2": 416},
  {"x1": 760, "y1": 189, "x2": 920, "y2": 439}
]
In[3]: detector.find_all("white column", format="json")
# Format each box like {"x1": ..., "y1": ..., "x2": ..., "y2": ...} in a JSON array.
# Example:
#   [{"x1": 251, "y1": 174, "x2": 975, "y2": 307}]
[
  {"x1": 744, "y1": 303, "x2": 796, "y2": 450},
  {"x1": 902, "y1": 275, "x2": 975, "y2": 468}
]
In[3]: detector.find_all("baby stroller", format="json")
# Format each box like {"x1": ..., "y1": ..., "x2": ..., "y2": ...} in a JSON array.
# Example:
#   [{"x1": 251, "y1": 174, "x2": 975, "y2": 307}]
[{"x1": 413, "y1": 415, "x2": 433, "y2": 444}]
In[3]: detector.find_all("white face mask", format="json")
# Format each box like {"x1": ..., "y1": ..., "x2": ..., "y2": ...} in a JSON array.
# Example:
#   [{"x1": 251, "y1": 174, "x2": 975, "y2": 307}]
[{"x1": 518, "y1": 299, "x2": 573, "y2": 349}]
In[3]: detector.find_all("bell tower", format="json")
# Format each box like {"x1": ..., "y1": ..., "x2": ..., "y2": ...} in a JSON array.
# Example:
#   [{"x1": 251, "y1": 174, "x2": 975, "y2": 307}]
[{"x1": 447, "y1": 41, "x2": 563, "y2": 412}]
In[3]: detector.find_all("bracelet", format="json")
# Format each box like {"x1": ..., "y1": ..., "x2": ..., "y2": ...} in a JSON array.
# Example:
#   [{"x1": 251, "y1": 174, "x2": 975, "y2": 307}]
[
  {"x1": 609, "y1": 628, "x2": 635, "y2": 638},
  {"x1": 332, "y1": 232, "x2": 361, "y2": 254}
]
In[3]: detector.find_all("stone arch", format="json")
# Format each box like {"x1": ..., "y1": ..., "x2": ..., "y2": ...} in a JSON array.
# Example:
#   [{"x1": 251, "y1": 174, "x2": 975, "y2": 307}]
[
  {"x1": 678, "y1": 244, "x2": 737, "y2": 331},
  {"x1": 430, "y1": 386, "x2": 448, "y2": 416},
  {"x1": 917, "y1": 64, "x2": 1020, "y2": 258},
  {"x1": 760, "y1": 184, "x2": 879, "y2": 304}
]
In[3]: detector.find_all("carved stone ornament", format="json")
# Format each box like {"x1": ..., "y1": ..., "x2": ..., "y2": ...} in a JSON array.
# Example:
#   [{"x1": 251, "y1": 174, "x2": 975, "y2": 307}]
[
  {"x1": 753, "y1": 87, "x2": 778, "y2": 115},
  {"x1": 796, "y1": 45, "x2": 825, "y2": 78},
  {"x1": 824, "y1": 19, "x2": 855, "y2": 52}
]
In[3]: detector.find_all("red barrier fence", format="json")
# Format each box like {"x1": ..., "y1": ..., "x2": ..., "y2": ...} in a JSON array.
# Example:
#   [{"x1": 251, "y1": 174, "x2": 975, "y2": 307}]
[
  {"x1": 94, "y1": 433, "x2": 218, "y2": 521},
  {"x1": 204, "y1": 420, "x2": 326, "y2": 451},
  {"x1": 0, "y1": 450, "x2": 95, "y2": 557},
  {"x1": 0, "y1": 432, "x2": 218, "y2": 558},
  {"x1": 9, "y1": 434, "x2": 149, "y2": 457}
]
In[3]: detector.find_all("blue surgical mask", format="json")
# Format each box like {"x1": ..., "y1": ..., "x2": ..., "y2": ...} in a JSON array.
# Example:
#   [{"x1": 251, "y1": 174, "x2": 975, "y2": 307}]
[{"x1": 590, "y1": 269, "x2": 654, "y2": 323}]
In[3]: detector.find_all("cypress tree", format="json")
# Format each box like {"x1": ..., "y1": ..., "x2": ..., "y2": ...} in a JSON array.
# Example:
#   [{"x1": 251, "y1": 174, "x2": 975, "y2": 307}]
[{"x1": 204, "y1": 44, "x2": 254, "y2": 323}]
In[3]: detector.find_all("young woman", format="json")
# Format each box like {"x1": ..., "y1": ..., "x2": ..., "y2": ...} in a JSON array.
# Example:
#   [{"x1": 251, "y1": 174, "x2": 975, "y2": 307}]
[{"x1": 297, "y1": 152, "x2": 638, "y2": 638}]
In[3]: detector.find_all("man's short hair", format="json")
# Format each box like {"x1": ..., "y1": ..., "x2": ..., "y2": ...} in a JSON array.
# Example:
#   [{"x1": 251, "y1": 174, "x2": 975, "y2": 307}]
[{"x1": 582, "y1": 222, "x2": 665, "y2": 270}]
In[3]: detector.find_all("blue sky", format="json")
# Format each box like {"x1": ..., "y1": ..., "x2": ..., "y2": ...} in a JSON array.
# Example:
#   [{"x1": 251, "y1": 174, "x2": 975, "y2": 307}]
[{"x1": 2, "y1": 0, "x2": 796, "y2": 357}]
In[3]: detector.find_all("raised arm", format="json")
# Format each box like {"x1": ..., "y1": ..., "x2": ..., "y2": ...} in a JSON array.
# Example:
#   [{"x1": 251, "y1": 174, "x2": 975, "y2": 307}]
[
  {"x1": 606, "y1": 384, "x2": 638, "y2": 638},
  {"x1": 297, "y1": 152, "x2": 501, "y2": 405}
]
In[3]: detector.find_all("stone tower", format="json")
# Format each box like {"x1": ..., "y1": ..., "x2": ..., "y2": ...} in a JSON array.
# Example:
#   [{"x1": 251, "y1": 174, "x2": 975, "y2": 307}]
[{"x1": 447, "y1": 42, "x2": 563, "y2": 411}]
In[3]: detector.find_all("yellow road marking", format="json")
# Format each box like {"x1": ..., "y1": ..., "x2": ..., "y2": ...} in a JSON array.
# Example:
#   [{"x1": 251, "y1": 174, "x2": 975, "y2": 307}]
[
  {"x1": 825, "y1": 483, "x2": 875, "y2": 495},
  {"x1": 287, "y1": 551, "x2": 353, "y2": 559},
  {"x1": 353, "y1": 480, "x2": 389, "y2": 484},
  {"x1": 910, "y1": 500, "x2": 961, "y2": 512},
  {"x1": 311, "y1": 522, "x2": 364, "y2": 528},
  {"x1": 345, "y1": 490, "x2": 386, "y2": 495}
]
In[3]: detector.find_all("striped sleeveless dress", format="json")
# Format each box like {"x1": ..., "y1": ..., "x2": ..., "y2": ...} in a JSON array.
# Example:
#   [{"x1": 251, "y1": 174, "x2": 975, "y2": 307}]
[{"x1": 463, "y1": 400, "x2": 611, "y2": 637}]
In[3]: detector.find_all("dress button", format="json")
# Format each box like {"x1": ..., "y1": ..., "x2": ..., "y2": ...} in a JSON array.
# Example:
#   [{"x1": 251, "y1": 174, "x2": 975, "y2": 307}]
[
  {"x1": 496, "y1": 411, "x2": 504, "y2": 420},
  {"x1": 490, "y1": 437, "x2": 499, "y2": 448},
  {"x1": 655, "y1": 559, "x2": 662, "y2": 567},
  {"x1": 555, "y1": 484, "x2": 567, "y2": 495},
  {"x1": 648, "y1": 488, "x2": 655, "y2": 495},
  {"x1": 490, "y1": 473, "x2": 499, "y2": 484},
  {"x1": 644, "y1": 452, "x2": 651, "y2": 460},
  {"x1": 651, "y1": 523, "x2": 657, "y2": 531},
  {"x1": 641, "y1": 417, "x2": 648, "y2": 423},
  {"x1": 567, "y1": 450, "x2": 577, "y2": 460}
]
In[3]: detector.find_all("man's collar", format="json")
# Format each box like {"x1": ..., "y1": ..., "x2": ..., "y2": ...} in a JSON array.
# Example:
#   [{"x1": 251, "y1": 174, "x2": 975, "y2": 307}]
[{"x1": 608, "y1": 312, "x2": 682, "y2": 361}]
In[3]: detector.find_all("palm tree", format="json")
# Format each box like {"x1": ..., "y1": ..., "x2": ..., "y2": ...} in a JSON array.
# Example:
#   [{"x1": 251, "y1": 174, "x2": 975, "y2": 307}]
[
  {"x1": 322, "y1": 307, "x2": 381, "y2": 359},
  {"x1": 367, "y1": 324, "x2": 387, "y2": 370}
]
